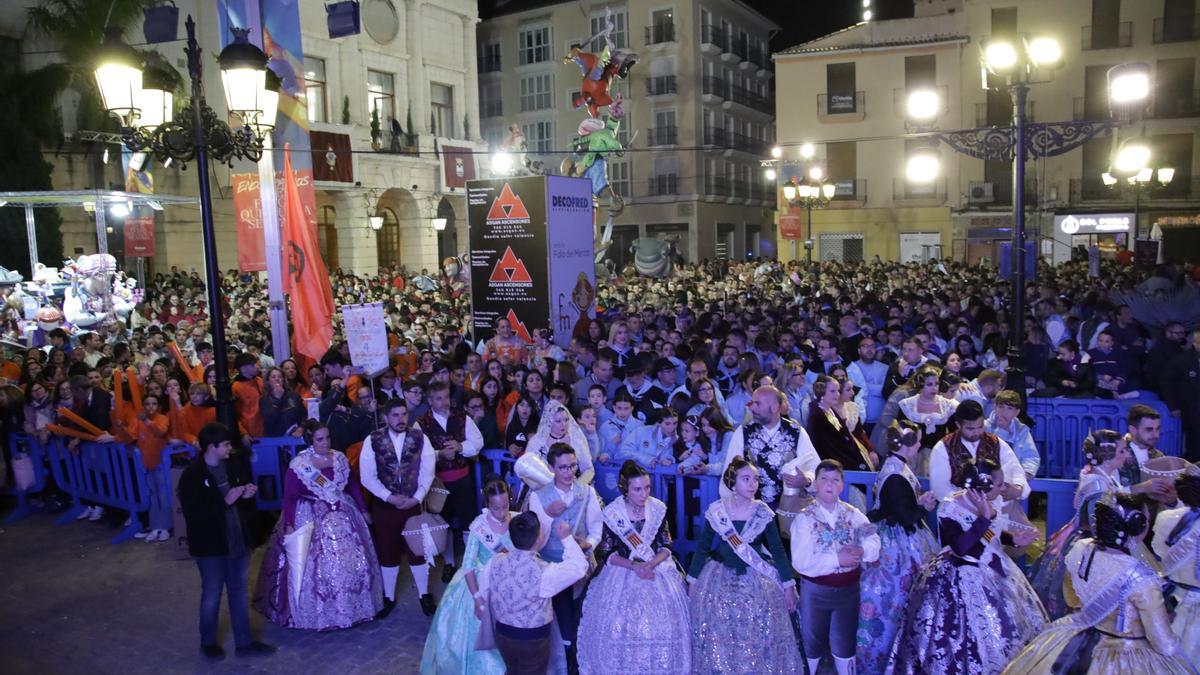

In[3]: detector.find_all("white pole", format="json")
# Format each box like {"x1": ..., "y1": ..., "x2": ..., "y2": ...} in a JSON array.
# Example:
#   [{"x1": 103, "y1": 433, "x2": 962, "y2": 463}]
[
  {"x1": 95, "y1": 204, "x2": 109, "y2": 254},
  {"x1": 24, "y1": 205, "x2": 38, "y2": 274},
  {"x1": 258, "y1": 135, "x2": 291, "y2": 361}
]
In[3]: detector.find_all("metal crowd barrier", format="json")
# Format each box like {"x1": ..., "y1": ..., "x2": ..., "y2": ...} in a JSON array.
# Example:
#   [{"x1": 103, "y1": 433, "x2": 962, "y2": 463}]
[
  {"x1": 43, "y1": 437, "x2": 151, "y2": 544},
  {"x1": 474, "y1": 449, "x2": 1081, "y2": 560},
  {"x1": 1027, "y1": 396, "x2": 1183, "y2": 478},
  {"x1": 4, "y1": 434, "x2": 49, "y2": 524}
]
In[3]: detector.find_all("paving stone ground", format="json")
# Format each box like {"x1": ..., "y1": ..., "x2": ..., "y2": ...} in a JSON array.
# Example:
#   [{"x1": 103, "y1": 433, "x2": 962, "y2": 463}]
[{"x1": 0, "y1": 507, "x2": 434, "y2": 675}]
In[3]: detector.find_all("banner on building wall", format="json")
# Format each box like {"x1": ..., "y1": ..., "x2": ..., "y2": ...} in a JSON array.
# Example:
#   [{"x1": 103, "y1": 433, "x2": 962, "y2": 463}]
[
  {"x1": 233, "y1": 173, "x2": 267, "y2": 272},
  {"x1": 779, "y1": 209, "x2": 802, "y2": 240},
  {"x1": 442, "y1": 146, "x2": 477, "y2": 190},
  {"x1": 311, "y1": 131, "x2": 353, "y2": 183},
  {"x1": 233, "y1": 168, "x2": 316, "y2": 273},
  {"x1": 545, "y1": 176, "x2": 596, "y2": 347},
  {"x1": 469, "y1": 177, "x2": 549, "y2": 345},
  {"x1": 124, "y1": 215, "x2": 156, "y2": 256}
]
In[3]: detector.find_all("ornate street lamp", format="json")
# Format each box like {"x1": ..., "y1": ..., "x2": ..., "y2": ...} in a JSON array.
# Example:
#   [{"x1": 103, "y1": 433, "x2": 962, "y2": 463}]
[{"x1": 96, "y1": 16, "x2": 275, "y2": 431}]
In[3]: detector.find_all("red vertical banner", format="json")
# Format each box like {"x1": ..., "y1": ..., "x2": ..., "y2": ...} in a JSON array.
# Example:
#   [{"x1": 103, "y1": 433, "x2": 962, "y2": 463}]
[
  {"x1": 281, "y1": 145, "x2": 334, "y2": 359},
  {"x1": 233, "y1": 173, "x2": 266, "y2": 272},
  {"x1": 124, "y1": 214, "x2": 156, "y2": 256}
]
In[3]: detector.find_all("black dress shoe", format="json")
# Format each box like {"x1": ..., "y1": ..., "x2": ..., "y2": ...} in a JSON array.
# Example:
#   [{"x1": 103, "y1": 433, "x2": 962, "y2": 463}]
[
  {"x1": 200, "y1": 644, "x2": 226, "y2": 660},
  {"x1": 441, "y1": 564, "x2": 457, "y2": 584},
  {"x1": 235, "y1": 641, "x2": 276, "y2": 657},
  {"x1": 375, "y1": 598, "x2": 396, "y2": 620},
  {"x1": 420, "y1": 593, "x2": 437, "y2": 616}
]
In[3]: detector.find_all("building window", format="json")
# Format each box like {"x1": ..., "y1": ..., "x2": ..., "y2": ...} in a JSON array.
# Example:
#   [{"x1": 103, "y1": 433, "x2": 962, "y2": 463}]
[
  {"x1": 590, "y1": 11, "x2": 627, "y2": 49},
  {"x1": 825, "y1": 62, "x2": 857, "y2": 113},
  {"x1": 609, "y1": 160, "x2": 630, "y2": 198},
  {"x1": 522, "y1": 120, "x2": 554, "y2": 154},
  {"x1": 304, "y1": 56, "x2": 328, "y2": 123},
  {"x1": 376, "y1": 207, "x2": 401, "y2": 270},
  {"x1": 367, "y1": 69, "x2": 395, "y2": 123},
  {"x1": 317, "y1": 205, "x2": 338, "y2": 269},
  {"x1": 480, "y1": 79, "x2": 503, "y2": 118},
  {"x1": 478, "y1": 40, "x2": 501, "y2": 73},
  {"x1": 430, "y1": 82, "x2": 454, "y2": 137},
  {"x1": 520, "y1": 73, "x2": 553, "y2": 112},
  {"x1": 519, "y1": 26, "x2": 551, "y2": 65},
  {"x1": 483, "y1": 126, "x2": 506, "y2": 152}
]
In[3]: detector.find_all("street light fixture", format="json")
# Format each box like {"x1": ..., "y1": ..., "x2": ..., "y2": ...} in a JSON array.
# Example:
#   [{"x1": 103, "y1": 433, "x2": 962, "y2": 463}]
[
  {"x1": 800, "y1": 143, "x2": 815, "y2": 159},
  {"x1": 770, "y1": 146, "x2": 783, "y2": 159},
  {"x1": 905, "y1": 148, "x2": 941, "y2": 183},
  {"x1": 1025, "y1": 36, "x2": 1063, "y2": 68},
  {"x1": 1111, "y1": 139, "x2": 1152, "y2": 176},
  {"x1": 1108, "y1": 63, "x2": 1151, "y2": 105},
  {"x1": 783, "y1": 171, "x2": 836, "y2": 278},
  {"x1": 96, "y1": 16, "x2": 273, "y2": 431},
  {"x1": 906, "y1": 89, "x2": 941, "y2": 121}
]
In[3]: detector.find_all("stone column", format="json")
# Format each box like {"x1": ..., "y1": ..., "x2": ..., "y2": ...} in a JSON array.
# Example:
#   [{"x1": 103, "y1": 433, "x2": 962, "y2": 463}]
[
  {"x1": 334, "y1": 192, "x2": 380, "y2": 276},
  {"x1": 406, "y1": 0, "x2": 428, "y2": 134},
  {"x1": 462, "y1": 15, "x2": 480, "y2": 140}
]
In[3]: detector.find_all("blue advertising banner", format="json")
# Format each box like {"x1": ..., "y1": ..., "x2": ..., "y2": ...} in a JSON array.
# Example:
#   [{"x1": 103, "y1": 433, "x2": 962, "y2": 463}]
[{"x1": 545, "y1": 176, "x2": 596, "y2": 347}]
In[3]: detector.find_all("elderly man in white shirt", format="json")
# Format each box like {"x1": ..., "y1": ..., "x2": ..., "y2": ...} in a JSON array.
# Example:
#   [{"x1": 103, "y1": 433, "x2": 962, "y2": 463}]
[
  {"x1": 358, "y1": 398, "x2": 437, "y2": 617},
  {"x1": 928, "y1": 400, "x2": 1030, "y2": 502}
]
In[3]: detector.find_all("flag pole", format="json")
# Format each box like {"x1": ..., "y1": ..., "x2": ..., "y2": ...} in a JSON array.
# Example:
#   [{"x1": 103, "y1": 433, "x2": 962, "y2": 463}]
[{"x1": 259, "y1": 134, "x2": 291, "y2": 362}]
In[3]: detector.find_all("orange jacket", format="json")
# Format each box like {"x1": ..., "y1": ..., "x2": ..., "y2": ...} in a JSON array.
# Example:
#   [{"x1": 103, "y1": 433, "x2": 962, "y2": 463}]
[
  {"x1": 232, "y1": 376, "x2": 264, "y2": 437},
  {"x1": 168, "y1": 403, "x2": 217, "y2": 446},
  {"x1": 115, "y1": 413, "x2": 170, "y2": 471}
]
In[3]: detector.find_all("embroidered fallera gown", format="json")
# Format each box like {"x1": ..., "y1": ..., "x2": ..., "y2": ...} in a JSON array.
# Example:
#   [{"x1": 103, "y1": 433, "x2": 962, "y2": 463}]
[
  {"x1": 1152, "y1": 504, "x2": 1200, "y2": 667},
  {"x1": 576, "y1": 496, "x2": 691, "y2": 674},
  {"x1": 856, "y1": 455, "x2": 939, "y2": 674},
  {"x1": 1003, "y1": 539, "x2": 1198, "y2": 675},
  {"x1": 887, "y1": 491, "x2": 1047, "y2": 674},
  {"x1": 687, "y1": 499, "x2": 801, "y2": 674},
  {"x1": 253, "y1": 449, "x2": 383, "y2": 630},
  {"x1": 419, "y1": 510, "x2": 515, "y2": 675}
]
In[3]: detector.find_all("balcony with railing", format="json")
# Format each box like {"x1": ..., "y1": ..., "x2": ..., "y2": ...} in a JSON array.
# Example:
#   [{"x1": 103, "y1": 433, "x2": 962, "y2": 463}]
[
  {"x1": 730, "y1": 178, "x2": 751, "y2": 199},
  {"x1": 645, "y1": 23, "x2": 676, "y2": 45},
  {"x1": 705, "y1": 175, "x2": 731, "y2": 197},
  {"x1": 731, "y1": 36, "x2": 750, "y2": 63},
  {"x1": 646, "y1": 75, "x2": 678, "y2": 97},
  {"x1": 646, "y1": 126, "x2": 678, "y2": 146},
  {"x1": 827, "y1": 178, "x2": 867, "y2": 205},
  {"x1": 726, "y1": 84, "x2": 773, "y2": 115},
  {"x1": 1081, "y1": 22, "x2": 1132, "y2": 50},
  {"x1": 1071, "y1": 175, "x2": 1200, "y2": 203},
  {"x1": 703, "y1": 126, "x2": 726, "y2": 147},
  {"x1": 701, "y1": 25, "x2": 728, "y2": 52},
  {"x1": 968, "y1": 178, "x2": 1013, "y2": 205},
  {"x1": 818, "y1": 92, "x2": 865, "y2": 121},
  {"x1": 729, "y1": 131, "x2": 769, "y2": 156},
  {"x1": 648, "y1": 174, "x2": 680, "y2": 197},
  {"x1": 1152, "y1": 89, "x2": 1200, "y2": 119},
  {"x1": 478, "y1": 54, "x2": 502, "y2": 73},
  {"x1": 702, "y1": 76, "x2": 727, "y2": 100},
  {"x1": 976, "y1": 100, "x2": 1035, "y2": 126},
  {"x1": 893, "y1": 177, "x2": 947, "y2": 204},
  {"x1": 1154, "y1": 14, "x2": 1200, "y2": 43}
]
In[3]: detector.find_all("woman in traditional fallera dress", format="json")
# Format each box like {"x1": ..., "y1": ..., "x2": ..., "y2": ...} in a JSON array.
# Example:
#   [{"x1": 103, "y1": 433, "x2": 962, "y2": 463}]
[
  {"x1": 253, "y1": 423, "x2": 383, "y2": 630},
  {"x1": 1029, "y1": 430, "x2": 1131, "y2": 620},
  {"x1": 687, "y1": 457, "x2": 801, "y2": 675},
  {"x1": 1003, "y1": 493, "x2": 1198, "y2": 675},
  {"x1": 577, "y1": 461, "x2": 691, "y2": 674},
  {"x1": 1152, "y1": 473, "x2": 1200, "y2": 667},
  {"x1": 419, "y1": 477, "x2": 514, "y2": 675},
  {"x1": 888, "y1": 460, "x2": 1047, "y2": 675},
  {"x1": 895, "y1": 366, "x2": 958, "y2": 474},
  {"x1": 856, "y1": 421, "x2": 939, "y2": 674}
]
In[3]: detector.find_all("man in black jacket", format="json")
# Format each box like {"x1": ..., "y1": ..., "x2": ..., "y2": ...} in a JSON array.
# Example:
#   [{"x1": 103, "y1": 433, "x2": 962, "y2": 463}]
[
  {"x1": 177, "y1": 423, "x2": 275, "y2": 660},
  {"x1": 1163, "y1": 329, "x2": 1200, "y2": 462}
]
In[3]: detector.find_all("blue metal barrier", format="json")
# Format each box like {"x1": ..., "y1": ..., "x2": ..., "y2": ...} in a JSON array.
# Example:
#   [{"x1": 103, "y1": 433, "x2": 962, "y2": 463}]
[
  {"x1": 247, "y1": 437, "x2": 306, "y2": 511},
  {"x1": 475, "y1": 449, "x2": 1079, "y2": 559},
  {"x1": 4, "y1": 433, "x2": 48, "y2": 523},
  {"x1": 1027, "y1": 397, "x2": 1182, "y2": 478},
  {"x1": 45, "y1": 439, "x2": 151, "y2": 544}
]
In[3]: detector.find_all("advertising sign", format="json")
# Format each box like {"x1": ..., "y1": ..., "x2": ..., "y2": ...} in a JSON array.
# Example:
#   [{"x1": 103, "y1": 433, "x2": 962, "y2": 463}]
[
  {"x1": 232, "y1": 169, "x2": 316, "y2": 273},
  {"x1": 1054, "y1": 212, "x2": 1133, "y2": 235},
  {"x1": 124, "y1": 215, "x2": 156, "y2": 256},
  {"x1": 545, "y1": 176, "x2": 596, "y2": 346},
  {"x1": 468, "y1": 177, "x2": 549, "y2": 344},
  {"x1": 779, "y1": 210, "x2": 802, "y2": 241},
  {"x1": 341, "y1": 303, "x2": 389, "y2": 375}
]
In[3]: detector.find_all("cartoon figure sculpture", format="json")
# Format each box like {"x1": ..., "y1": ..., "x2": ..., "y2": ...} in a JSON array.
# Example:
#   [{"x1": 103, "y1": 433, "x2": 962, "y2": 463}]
[
  {"x1": 500, "y1": 124, "x2": 543, "y2": 176},
  {"x1": 563, "y1": 10, "x2": 638, "y2": 118},
  {"x1": 631, "y1": 237, "x2": 676, "y2": 278},
  {"x1": 441, "y1": 255, "x2": 469, "y2": 299},
  {"x1": 62, "y1": 254, "x2": 136, "y2": 330}
]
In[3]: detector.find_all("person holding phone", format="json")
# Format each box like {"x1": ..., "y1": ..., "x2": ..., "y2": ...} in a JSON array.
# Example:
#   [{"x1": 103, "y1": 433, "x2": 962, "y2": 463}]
[{"x1": 177, "y1": 422, "x2": 275, "y2": 660}]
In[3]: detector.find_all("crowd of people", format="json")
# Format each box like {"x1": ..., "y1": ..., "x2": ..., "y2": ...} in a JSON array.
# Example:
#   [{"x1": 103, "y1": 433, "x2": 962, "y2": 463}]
[{"x1": 2, "y1": 254, "x2": 1200, "y2": 673}]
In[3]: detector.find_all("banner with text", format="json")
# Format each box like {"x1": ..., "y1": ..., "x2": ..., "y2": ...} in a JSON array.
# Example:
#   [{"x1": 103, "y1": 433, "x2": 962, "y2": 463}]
[
  {"x1": 545, "y1": 176, "x2": 596, "y2": 347},
  {"x1": 468, "y1": 176, "x2": 550, "y2": 345},
  {"x1": 341, "y1": 303, "x2": 389, "y2": 375},
  {"x1": 232, "y1": 168, "x2": 316, "y2": 273}
]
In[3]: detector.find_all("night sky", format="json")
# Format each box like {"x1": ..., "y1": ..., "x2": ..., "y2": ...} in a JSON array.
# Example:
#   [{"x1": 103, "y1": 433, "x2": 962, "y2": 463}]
[{"x1": 749, "y1": 0, "x2": 916, "y2": 52}]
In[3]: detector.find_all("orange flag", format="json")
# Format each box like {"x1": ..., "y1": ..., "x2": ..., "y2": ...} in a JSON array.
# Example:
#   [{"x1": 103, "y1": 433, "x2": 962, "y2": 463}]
[{"x1": 281, "y1": 143, "x2": 334, "y2": 360}]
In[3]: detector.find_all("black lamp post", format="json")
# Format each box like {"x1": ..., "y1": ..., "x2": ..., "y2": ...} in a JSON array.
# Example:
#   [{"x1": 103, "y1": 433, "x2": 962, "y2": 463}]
[
  {"x1": 782, "y1": 171, "x2": 836, "y2": 284},
  {"x1": 95, "y1": 17, "x2": 277, "y2": 431}
]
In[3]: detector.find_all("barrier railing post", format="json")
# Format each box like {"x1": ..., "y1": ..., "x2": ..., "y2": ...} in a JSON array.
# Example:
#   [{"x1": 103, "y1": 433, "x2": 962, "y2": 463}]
[{"x1": 4, "y1": 433, "x2": 48, "y2": 523}]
